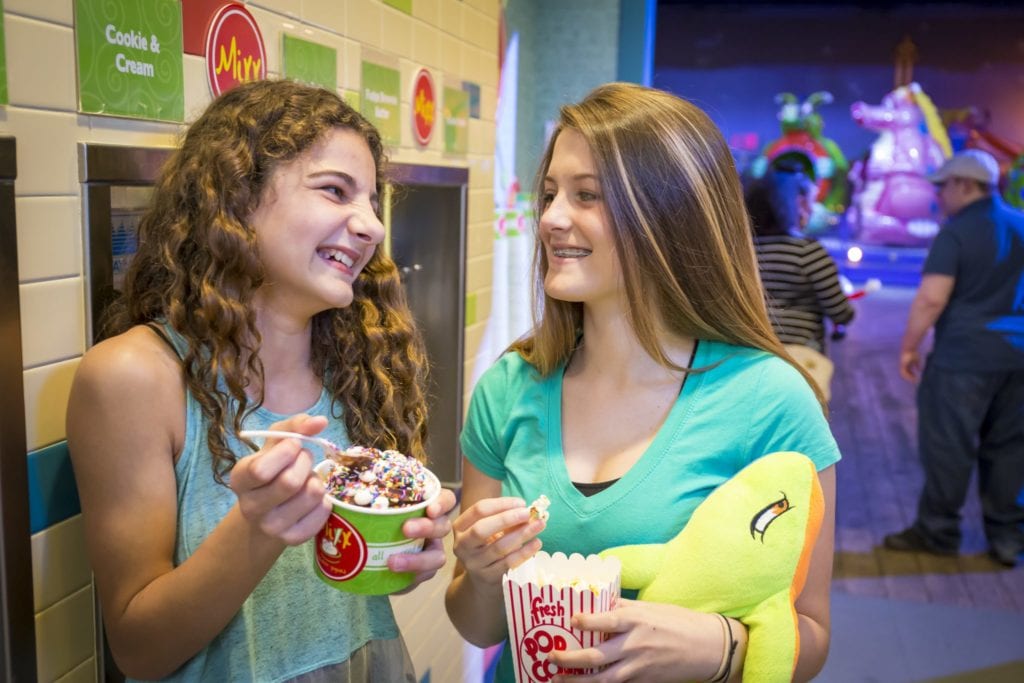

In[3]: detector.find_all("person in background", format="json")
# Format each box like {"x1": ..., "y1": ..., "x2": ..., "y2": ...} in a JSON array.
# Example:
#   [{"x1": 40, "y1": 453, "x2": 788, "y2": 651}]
[
  {"x1": 66, "y1": 79, "x2": 455, "y2": 681},
  {"x1": 884, "y1": 149, "x2": 1024, "y2": 568},
  {"x1": 744, "y1": 167, "x2": 855, "y2": 401},
  {"x1": 445, "y1": 83, "x2": 839, "y2": 682}
]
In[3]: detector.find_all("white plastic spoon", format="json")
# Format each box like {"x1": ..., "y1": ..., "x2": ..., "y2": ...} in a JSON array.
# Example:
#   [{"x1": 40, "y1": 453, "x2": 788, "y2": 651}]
[{"x1": 238, "y1": 429, "x2": 373, "y2": 465}]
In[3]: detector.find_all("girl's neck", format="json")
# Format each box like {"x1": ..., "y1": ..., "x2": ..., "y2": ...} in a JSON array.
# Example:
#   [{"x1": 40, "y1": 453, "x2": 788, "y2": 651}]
[
  {"x1": 570, "y1": 304, "x2": 695, "y2": 385},
  {"x1": 248, "y1": 308, "x2": 320, "y2": 411}
]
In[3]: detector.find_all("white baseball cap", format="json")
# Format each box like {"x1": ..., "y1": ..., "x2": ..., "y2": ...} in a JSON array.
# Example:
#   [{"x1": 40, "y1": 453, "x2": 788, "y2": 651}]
[{"x1": 927, "y1": 149, "x2": 999, "y2": 186}]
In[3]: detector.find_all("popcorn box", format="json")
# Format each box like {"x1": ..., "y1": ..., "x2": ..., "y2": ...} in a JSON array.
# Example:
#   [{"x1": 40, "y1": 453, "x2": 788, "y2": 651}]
[
  {"x1": 312, "y1": 460, "x2": 441, "y2": 595},
  {"x1": 502, "y1": 551, "x2": 621, "y2": 683}
]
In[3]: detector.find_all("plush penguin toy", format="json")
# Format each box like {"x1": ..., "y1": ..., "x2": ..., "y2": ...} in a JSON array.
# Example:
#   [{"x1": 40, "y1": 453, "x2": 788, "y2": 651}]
[{"x1": 600, "y1": 451, "x2": 824, "y2": 683}]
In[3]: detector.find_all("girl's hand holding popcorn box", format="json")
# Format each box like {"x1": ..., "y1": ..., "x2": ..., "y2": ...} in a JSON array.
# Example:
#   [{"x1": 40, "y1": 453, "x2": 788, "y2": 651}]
[{"x1": 502, "y1": 550, "x2": 621, "y2": 683}]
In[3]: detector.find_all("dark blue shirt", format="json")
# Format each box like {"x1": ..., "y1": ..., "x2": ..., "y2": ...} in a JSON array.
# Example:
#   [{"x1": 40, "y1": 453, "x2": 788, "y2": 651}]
[{"x1": 924, "y1": 195, "x2": 1024, "y2": 371}]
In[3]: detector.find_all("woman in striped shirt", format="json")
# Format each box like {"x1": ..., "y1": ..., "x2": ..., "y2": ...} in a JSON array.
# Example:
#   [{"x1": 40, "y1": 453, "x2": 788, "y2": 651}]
[{"x1": 745, "y1": 168, "x2": 855, "y2": 399}]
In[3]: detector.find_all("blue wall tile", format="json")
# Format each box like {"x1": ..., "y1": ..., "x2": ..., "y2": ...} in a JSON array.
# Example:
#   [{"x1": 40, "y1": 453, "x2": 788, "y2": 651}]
[{"x1": 27, "y1": 441, "x2": 81, "y2": 534}]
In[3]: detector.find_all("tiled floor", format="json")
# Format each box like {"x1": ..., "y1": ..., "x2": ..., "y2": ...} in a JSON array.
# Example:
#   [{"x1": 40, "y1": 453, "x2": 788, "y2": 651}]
[{"x1": 818, "y1": 286, "x2": 1024, "y2": 682}]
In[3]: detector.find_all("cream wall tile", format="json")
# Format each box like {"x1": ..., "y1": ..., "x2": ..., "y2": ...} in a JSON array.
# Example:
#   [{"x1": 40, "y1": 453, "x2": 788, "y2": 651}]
[
  {"x1": 248, "y1": 5, "x2": 292, "y2": 74},
  {"x1": 468, "y1": 187, "x2": 494, "y2": 226},
  {"x1": 398, "y1": 100, "x2": 411, "y2": 150},
  {"x1": 184, "y1": 54, "x2": 213, "y2": 122},
  {"x1": 440, "y1": 0, "x2": 464, "y2": 38},
  {"x1": 301, "y1": 0, "x2": 346, "y2": 32},
  {"x1": 346, "y1": 1, "x2": 382, "y2": 49},
  {"x1": 32, "y1": 515, "x2": 91, "y2": 613},
  {"x1": 470, "y1": 160, "x2": 493, "y2": 189},
  {"x1": 475, "y1": 287, "x2": 492, "y2": 323},
  {"x1": 465, "y1": 45, "x2": 497, "y2": 90},
  {"x1": 342, "y1": 40, "x2": 362, "y2": 92},
  {"x1": 55, "y1": 659, "x2": 96, "y2": 683},
  {"x1": 480, "y1": 84, "x2": 497, "y2": 122},
  {"x1": 466, "y1": 0, "x2": 500, "y2": 20},
  {"x1": 56, "y1": 657, "x2": 95, "y2": 683},
  {"x1": 441, "y1": 34, "x2": 461, "y2": 75},
  {"x1": 247, "y1": 0, "x2": 300, "y2": 18},
  {"x1": 35, "y1": 586, "x2": 94, "y2": 682},
  {"x1": 23, "y1": 358, "x2": 78, "y2": 450},
  {"x1": 400, "y1": 61, "x2": 419, "y2": 105},
  {"x1": 383, "y1": 9, "x2": 413, "y2": 60},
  {"x1": 2, "y1": 108, "x2": 78, "y2": 195},
  {"x1": 472, "y1": 119, "x2": 496, "y2": 160},
  {"x1": 412, "y1": 0, "x2": 441, "y2": 27},
  {"x1": 5, "y1": 0, "x2": 73, "y2": 25},
  {"x1": 467, "y1": 220, "x2": 495, "y2": 259},
  {"x1": 412, "y1": 22, "x2": 441, "y2": 70},
  {"x1": 20, "y1": 278, "x2": 85, "y2": 368},
  {"x1": 464, "y1": 321, "x2": 487, "y2": 382},
  {"x1": 466, "y1": 253, "x2": 492, "y2": 293},
  {"x1": 462, "y1": 5, "x2": 496, "y2": 51},
  {"x1": 6, "y1": 16, "x2": 76, "y2": 111},
  {"x1": 480, "y1": 48, "x2": 499, "y2": 88},
  {"x1": 16, "y1": 196, "x2": 81, "y2": 282}
]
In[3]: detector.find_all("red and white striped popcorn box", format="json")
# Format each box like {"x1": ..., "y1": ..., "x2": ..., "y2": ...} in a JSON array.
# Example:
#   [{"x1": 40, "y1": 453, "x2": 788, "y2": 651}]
[{"x1": 502, "y1": 551, "x2": 621, "y2": 683}]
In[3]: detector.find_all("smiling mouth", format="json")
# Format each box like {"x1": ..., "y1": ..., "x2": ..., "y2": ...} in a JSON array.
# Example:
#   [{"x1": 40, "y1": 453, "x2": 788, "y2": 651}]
[
  {"x1": 552, "y1": 248, "x2": 592, "y2": 258},
  {"x1": 318, "y1": 247, "x2": 357, "y2": 268}
]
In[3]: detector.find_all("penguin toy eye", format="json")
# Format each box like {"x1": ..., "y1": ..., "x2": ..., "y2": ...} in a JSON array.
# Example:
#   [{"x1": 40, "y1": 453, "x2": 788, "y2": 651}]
[{"x1": 750, "y1": 493, "x2": 792, "y2": 542}]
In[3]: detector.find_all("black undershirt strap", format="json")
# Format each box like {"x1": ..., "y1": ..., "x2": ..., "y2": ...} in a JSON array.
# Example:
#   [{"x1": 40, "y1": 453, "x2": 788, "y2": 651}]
[{"x1": 144, "y1": 321, "x2": 182, "y2": 360}]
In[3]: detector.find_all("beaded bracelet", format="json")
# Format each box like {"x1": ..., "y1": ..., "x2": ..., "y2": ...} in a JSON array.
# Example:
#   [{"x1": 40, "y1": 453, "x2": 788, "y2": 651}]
[{"x1": 707, "y1": 613, "x2": 738, "y2": 683}]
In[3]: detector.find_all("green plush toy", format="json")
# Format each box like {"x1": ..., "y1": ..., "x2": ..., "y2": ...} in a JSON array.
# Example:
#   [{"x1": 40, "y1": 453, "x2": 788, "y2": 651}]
[{"x1": 600, "y1": 451, "x2": 824, "y2": 683}]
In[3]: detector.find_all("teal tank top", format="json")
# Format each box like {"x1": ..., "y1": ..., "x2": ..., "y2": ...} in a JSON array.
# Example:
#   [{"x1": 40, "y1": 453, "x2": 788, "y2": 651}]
[{"x1": 133, "y1": 326, "x2": 399, "y2": 682}]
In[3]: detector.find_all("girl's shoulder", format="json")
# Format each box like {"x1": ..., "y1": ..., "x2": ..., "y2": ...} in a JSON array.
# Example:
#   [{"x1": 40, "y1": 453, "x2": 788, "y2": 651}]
[
  {"x1": 476, "y1": 350, "x2": 545, "y2": 389},
  {"x1": 79, "y1": 325, "x2": 182, "y2": 392},
  {"x1": 700, "y1": 340, "x2": 804, "y2": 389}
]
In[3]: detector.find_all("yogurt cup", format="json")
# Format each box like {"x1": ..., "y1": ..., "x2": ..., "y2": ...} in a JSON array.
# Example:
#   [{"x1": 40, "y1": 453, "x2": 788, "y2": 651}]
[{"x1": 312, "y1": 459, "x2": 441, "y2": 595}]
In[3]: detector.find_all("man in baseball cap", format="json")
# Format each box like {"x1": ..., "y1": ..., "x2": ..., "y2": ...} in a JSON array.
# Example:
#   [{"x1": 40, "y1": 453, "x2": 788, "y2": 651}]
[
  {"x1": 926, "y1": 148, "x2": 999, "y2": 216},
  {"x1": 885, "y1": 148, "x2": 1024, "y2": 567}
]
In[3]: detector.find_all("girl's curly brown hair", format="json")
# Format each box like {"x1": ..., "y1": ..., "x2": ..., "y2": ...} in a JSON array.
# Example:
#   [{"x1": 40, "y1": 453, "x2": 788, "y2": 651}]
[{"x1": 102, "y1": 79, "x2": 429, "y2": 483}]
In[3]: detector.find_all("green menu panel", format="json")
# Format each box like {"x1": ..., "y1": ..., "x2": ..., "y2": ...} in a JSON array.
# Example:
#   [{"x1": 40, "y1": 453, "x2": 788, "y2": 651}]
[
  {"x1": 283, "y1": 34, "x2": 337, "y2": 90},
  {"x1": 76, "y1": 0, "x2": 184, "y2": 122},
  {"x1": 361, "y1": 60, "x2": 400, "y2": 145}
]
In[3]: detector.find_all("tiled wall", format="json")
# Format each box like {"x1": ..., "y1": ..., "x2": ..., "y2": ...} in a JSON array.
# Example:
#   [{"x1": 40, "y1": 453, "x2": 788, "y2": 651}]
[{"x1": 7, "y1": 0, "x2": 498, "y2": 680}]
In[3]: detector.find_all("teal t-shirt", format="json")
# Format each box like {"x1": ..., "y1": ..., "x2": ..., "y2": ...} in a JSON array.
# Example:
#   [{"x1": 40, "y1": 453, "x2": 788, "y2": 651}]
[
  {"x1": 460, "y1": 339, "x2": 841, "y2": 683},
  {"x1": 138, "y1": 328, "x2": 400, "y2": 682}
]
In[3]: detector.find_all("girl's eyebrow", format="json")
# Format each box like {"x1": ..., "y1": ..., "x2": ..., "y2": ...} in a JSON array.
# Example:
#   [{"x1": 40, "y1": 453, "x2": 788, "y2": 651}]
[
  {"x1": 309, "y1": 170, "x2": 379, "y2": 205},
  {"x1": 544, "y1": 173, "x2": 599, "y2": 183}
]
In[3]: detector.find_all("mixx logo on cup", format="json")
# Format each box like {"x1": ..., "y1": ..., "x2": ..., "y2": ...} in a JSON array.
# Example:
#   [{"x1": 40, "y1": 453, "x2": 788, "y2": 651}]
[
  {"x1": 315, "y1": 512, "x2": 367, "y2": 581},
  {"x1": 518, "y1": 624, "x2": 587, "y2": 682}
]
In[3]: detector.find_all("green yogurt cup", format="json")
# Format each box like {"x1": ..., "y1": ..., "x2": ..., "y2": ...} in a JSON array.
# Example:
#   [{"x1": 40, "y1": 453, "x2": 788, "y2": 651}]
[{"x1": 312, "y1": 460, "x2": 441, "y2": 595}]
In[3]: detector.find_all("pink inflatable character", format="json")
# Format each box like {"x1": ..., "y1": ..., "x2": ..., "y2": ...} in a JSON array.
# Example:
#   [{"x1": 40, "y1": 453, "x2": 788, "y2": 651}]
[{"x1": 848, "y1": 83, "x2": 952, "y2": 246}]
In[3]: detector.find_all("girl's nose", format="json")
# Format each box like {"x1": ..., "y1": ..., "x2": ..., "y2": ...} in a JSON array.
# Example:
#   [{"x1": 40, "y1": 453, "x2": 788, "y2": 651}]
[
  {"x1": 539, "y1": 192, "x2": 571, "y2": 232},
  {"x1": 349, "y1": 205, "x2": 385, "y2": 244}
]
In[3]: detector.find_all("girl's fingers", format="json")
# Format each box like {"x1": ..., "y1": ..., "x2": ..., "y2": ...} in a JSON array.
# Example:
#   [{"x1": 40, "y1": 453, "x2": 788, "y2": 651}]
[
  {"x1": 269, "y1": 413, "x2": 329, "y2": 438},
  {"x1": 457, "y1": 507, "x2": 534, "y2": 549},
  {"x1": 257, "y1": 473, "x2": 330, "y2": 541},
  {"x1": 235, "y1": 449, "x2": 320, "y2": 523},
  {"x1": 402, "y1": 512, "x2": 453, "y2": 540},
  {"x1": 451, "y1": 497, "x2": 527, "y2": 533},
  {"x1": 278, "y1": 493, "x2": 333, "y2": 545},
  {"x1": 233, "y1": 439, "x2": 305, "y2": 491},
  {"x1": 455, "y1": 518, "x2": 545, "y2": 574},
  {"x1": 425, "y1": 488, "x2": 458, "y2": 518},
  {"x1": 504, "y1": 537, "x2": 543, "y2": 570}
]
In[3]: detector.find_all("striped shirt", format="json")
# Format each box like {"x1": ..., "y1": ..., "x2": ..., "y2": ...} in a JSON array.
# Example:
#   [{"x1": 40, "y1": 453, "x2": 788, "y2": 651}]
[{"x1": 754, "y1": 235, "x2": 855, "y2": 352}]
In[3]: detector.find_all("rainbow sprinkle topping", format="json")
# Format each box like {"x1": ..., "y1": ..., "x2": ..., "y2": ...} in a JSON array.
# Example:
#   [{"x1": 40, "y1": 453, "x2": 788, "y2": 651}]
[{"x1": 322, "y1": 446, "x2": 432, "y2": 509}]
